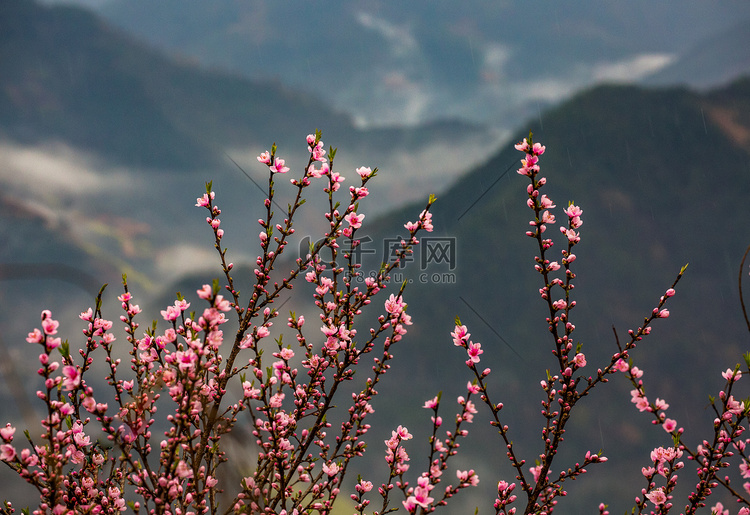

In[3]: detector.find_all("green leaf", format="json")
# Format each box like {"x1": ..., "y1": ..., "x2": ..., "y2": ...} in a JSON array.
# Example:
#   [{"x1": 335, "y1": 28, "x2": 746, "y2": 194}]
[{"x1": 59, "y1": 340, "x2": 70, "y2": 359}]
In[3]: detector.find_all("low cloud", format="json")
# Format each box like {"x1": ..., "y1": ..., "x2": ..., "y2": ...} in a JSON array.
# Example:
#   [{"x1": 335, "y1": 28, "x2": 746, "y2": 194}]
[
  {"x1": 355, "y1": 12, "x2": 418, "y2": 56},
  {"x1": 0, "y1": 141, "x2": 136, "y2": 199},
  {"x1": 155, "y1": 243, "x2": 223, "y2": 282},
  {"x1": 592, "y1": 53, "x2": 675, "y2": 82}
]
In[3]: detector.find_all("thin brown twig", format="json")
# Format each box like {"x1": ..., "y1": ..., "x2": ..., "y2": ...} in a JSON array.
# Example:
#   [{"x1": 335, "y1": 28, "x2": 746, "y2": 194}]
[{"x1": 739, "y1": 243, "x2": 750, "y2": 333}]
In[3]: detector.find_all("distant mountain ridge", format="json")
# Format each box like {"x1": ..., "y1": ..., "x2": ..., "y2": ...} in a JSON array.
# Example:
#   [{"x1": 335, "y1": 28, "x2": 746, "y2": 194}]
[
  {"x1": 2, "y1": 0, "x2": 750, "y2": 509},
  {"x1": 643, "y1": 18, "x2": 750, "y2": 90},
  {"x1": 1, "y1": 0, "x2": 497, "y2": 173},
  {"x1": 349, "y1": 76, "x2": 750, "y2": 511},
  {"x1": 0, "y1": 0, "x2": 501, "y2": 297},
  {"x1": 91, "y1": 0, "x2": 750, "y2": 127},
  {"x1": 0, "y1": 0, "x2": 352, "y2": 170}
]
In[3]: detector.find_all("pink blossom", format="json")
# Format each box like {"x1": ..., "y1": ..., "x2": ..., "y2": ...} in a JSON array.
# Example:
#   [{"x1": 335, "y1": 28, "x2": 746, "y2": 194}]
[
  {"x1": 467, "y1": 341, "x2": 483, "y2": 363},
  {"x1": 539, "y1": 194, "x2": 555, "y2": 209},
  {"x1": 41, "y1": 316, "x2": 59, "y2": 336},
  {"x1": 657, "y1": 309, "x2": 669, "y2": 318},
  {"x1": 269, "y1": 392, "x2": 284, "y2": 408},
  {"x1": 356, "y1": 479, "x2": 373, "y2": 493},
  {"x1": 451, "y1": 324, "x2": 470, "y2": 346},
  {"x1": 350, "y1": 185, "x2": 369, "y2": 198},
  {"x1": 322, "y1": 461, "x2": 340, "y2": 476},
  {"x1": 242, "y1": 381, "x2": 260, "y2": 399},
  {"x1": 614, "y1": 358, "x2": 629, "y2": 372},
  {"x1": 573, "y1": 353, "x2": 586, "y2": 368},
  {"x1": 726, "y1": 395, "x2": 744, "y2": 416},
  {"x1": 662, "y1": 418, "x2": 677, "y2": 432},
  {"x1": 564, "y1": 204, "x2": 583, "y2": 219},
  {"x1": 26, "y1": 329, "x2": 44, "y2": 344},
  {"x1": 197, "y1": 284, "x2": 212, "y2": 299},
  {"x1": 423, "y1": 396, "x2": 439, "y2": 409},
  {"x1": 270, "y1": 157, "x2": 289, "y2": 174},
  {"x1": 0, "y1": 444, "x2": 16, "y2": 462},
  {"x1": 722, "y1": 368, "x2": 742, "y2": 381},
  {"x1": 62, "y1": 365, "x2": 80, "y2": 391},
  {"x1": 412, "y1": 486, "x2": 434, "y2": 508},
  {"x1": 330, "y1": 171, "x2": 345, "y2": 191},
  {"x1": 307, "y1": 162, "x2": 328, "y2": 178},
  {"x1": 630, "y1": 390, "x2": 650, "y2": 412},
  {"x1": 393, "y1": 425, "x2": 412, "y2": 440},
  {"x1": 311, "y1": 143, "x2": 326, "y2": 162},
  {"x1": 402, "y1": 497, "x2": 418, "y2": 512},
  {"x1": 73, "y1": 430, "x2": 91, "y2": 447},
  {"x1": 175, "y1": 460, "x2": 194, "y2": 479},
  {"x1": 384, "y1": 294, "x2": 406, "y2": 315},
  {"x1": 173, "y1": 350, "x2": 198, "y2": 372},
  {"x1": 563, "y1": 228, "x2": 580, "y2": 243},
  {"x1": 160, "y1": 305, "x2": 181, "y2": 321},
  {"x1": 356, "y1": 166, "x2": 373, "y2": 178},
  {"x1": 457, "y1": 469, "x2": 480, "y2": 486},
  {"x1": 650, "y1": 446, "x2": 682, "y2": 464},
  {"x1": 195, "y1": 192, "x2": 214, "y2": 207},
  {"x1": 514, "y1": 138, "x2": 531, "y2": 152},
  {"x1": 419, "y1": 209, "x2": 434, "y2": 232},
  {"x1": 257, "y1": 151, "x2": 271, "y2": 164},
  {"x1": 344, "y1": 211, "x2": 365, "y2": 229},
  {"x1": 645, "y1": 487, "x2": 666, "y2": 506},
  {"x1": 0, "y1": 424, "x2": 15, "y2": 441}
]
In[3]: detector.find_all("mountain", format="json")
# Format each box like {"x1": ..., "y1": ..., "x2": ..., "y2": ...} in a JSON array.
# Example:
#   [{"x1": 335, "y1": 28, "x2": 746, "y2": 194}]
[
  {"x1": 643, "y1": 18, "x2": 750, "y2": 90},
  {"x1": 3, "y1": 0, "x2": 750, "y2": 510},
  {"x1": 81, "y1": 0, "x2": 750, "y2": 127},
  {"x1": 1, "y1": 0, "x2": 498, "y2": 176},
  {"x1": 345, "y1": 76, "x2": 750, "y2": 512},
  {"x1": 0, "y1": 0, "x2": 501, "y2": 299},
  {"x1": 135, "y1": 78, "x2": 750, "y2": 513}
]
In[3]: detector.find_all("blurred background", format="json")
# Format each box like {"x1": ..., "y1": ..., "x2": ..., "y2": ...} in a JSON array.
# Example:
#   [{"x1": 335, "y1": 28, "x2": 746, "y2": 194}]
[{"x1": 1, "y1": 0, "x2": 750, "y2": 511}]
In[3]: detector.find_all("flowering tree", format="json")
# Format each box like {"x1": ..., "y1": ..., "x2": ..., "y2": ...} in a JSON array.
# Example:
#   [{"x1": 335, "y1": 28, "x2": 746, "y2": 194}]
[
  {"x1": 0, "y1": 130, "x2": 749, "y2": 515},
  {"x1": 444, "y1": 135, "x2": 750, "y2": 515}
]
